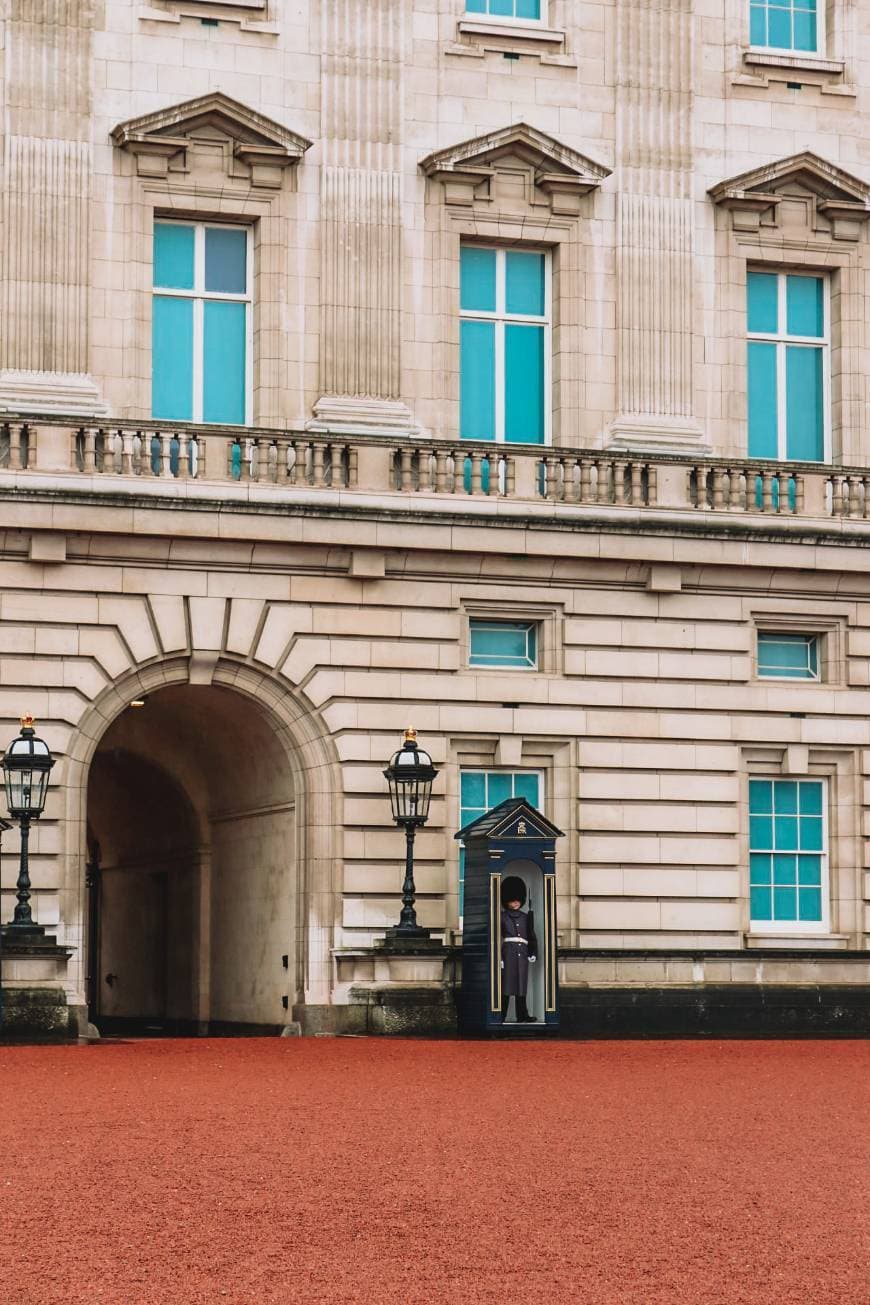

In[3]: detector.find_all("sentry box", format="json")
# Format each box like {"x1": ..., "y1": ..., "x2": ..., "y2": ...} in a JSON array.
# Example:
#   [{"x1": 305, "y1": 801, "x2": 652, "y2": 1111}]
[{"x1": 456, "y1": 797, "x2": 563, "y2": 1035}]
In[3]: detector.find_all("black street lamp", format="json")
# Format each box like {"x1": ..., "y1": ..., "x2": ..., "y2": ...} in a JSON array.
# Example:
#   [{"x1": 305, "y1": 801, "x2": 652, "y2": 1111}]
[
  {"x1": 383, "y1": 728, "x2": 438, "y2": 940},
  {"x1": 2, "y1": 715, "x2": 55, "y2": 936}
]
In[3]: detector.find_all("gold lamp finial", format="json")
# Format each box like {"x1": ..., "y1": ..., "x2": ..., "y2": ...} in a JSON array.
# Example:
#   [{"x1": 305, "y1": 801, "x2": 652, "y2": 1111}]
[
  {"x1": 20, "y1": 713, "x2": 35, "y2": 731},
  {"x1": 404, "y1": 727, "x2": 417, "y2": 743}
]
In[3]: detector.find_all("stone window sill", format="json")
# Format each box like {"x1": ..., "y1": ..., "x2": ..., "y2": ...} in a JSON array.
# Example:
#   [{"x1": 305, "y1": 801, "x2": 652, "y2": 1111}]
[
  {"x1": 456, "y1": 17, "x2": 565, "y2": 46},
  {"x1": 745, "y1": 932, "x2": 849, "y2": 950},
  {"x1": 743, "y1": 49, "x2": 845, "y2": 76}
]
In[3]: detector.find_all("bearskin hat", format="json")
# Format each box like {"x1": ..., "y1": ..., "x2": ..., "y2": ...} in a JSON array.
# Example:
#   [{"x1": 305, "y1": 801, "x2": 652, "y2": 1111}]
[{"x1": 501, "y1": 875, "x2": 527, "y2": 908}]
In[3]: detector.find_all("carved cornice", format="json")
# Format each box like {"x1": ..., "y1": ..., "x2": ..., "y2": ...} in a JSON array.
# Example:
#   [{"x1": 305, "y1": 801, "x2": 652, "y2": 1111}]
[
  {"x1": 709, "y1": 152, "x2": 870, "y2": 241},
  {"x1": 420, "y1": 122, "x2": 610, "y2": 215},
  {"x1": 111, "y1": 92, "x2": 312, "y2": 188}
]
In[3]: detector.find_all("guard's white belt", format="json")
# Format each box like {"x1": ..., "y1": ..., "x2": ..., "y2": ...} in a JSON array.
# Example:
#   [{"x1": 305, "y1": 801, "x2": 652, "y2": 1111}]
[{"x1": 503, "y1": 937, "x2": 528, "y2": 944}]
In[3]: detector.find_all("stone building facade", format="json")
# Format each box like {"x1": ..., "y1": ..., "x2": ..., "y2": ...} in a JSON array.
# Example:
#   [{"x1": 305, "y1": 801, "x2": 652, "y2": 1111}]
[{"x1": 2, "y1": 0, "x2": 870, "y2": 1036}]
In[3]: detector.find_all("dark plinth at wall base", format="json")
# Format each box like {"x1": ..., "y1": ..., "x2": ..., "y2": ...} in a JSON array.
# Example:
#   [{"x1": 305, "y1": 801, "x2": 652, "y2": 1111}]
[
  {"x1": 348, "y1": 986, "x2": 458, "y2": 1036},
  {"x1": 558, "y1": 985, "x2": 870, "y2": 1038},
  {"x1": 1, "y1": 987, "x2": 72, "y2": 1040}
]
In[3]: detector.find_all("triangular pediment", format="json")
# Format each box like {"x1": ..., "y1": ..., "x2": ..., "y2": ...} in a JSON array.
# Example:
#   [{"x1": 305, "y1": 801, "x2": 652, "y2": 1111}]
[
  {"x1": 710, "y1": 151, "x2": 870, "y2": 206},
  {"x1": 420, "y1": 122, "x2": 610, "y2": 186},
  {"x1": 456, "y1": 797, "x2": 564, "y2": 844},
  {"x1": 112, "y1": 92, "x2": 312, "y2": 155},
  {"x1": 111, "y1": 93, "x2": 311, "y2": 188},
  {"x1": 709, "y1": 153, "x2": 870, "y2": 241}
]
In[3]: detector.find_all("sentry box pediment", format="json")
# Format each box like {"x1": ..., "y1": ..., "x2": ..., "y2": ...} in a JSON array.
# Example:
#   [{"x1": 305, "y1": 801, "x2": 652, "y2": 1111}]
[{"x1": 456, "y1": 797, "x2": 563, "y2": 1036}]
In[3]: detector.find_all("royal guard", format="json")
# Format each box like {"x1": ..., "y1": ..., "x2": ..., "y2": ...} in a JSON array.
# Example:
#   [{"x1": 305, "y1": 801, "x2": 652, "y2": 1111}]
[{"x1": 500, "y1": 875, "x2": 538, "y2": 1023}]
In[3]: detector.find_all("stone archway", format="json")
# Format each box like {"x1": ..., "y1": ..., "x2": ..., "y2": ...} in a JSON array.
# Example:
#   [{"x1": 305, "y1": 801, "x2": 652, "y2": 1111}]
[{"x1": 61, "y1": 658, "x2": 342, "y2": 1036}]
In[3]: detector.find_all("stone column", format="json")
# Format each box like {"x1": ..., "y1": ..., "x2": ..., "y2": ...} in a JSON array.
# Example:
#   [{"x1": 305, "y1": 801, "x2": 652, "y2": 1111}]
[
  {"x1": 0, "y1": 1, "x2": 105, "y2": 417},
  {"x1": 609, "y1": 0, "x2": 703, "y2": 450},
  {"x1": 310, "y1": 0, "x2": 415, "y2": 434}
]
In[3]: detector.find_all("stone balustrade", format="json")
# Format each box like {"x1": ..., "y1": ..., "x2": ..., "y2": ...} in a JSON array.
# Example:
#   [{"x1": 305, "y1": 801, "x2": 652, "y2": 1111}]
[{"x1": 2, "y1": 417, "x2": 869, "y2": 523}]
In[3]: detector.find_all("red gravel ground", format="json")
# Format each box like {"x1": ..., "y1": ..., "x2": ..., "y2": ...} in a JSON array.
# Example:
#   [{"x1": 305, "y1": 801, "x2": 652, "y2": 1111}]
[{"x1": 0, "y1": 1039, "x2": 868, "y2": 1305}]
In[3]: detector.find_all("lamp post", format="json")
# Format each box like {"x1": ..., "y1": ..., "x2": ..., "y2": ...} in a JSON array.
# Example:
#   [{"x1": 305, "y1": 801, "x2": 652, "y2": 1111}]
[
  {"x1": 1, "y1": 716, "x2": 55, "y2": 937},
  {"x1": 383, "y1": 728, "x2": 438, "y2": 940}
]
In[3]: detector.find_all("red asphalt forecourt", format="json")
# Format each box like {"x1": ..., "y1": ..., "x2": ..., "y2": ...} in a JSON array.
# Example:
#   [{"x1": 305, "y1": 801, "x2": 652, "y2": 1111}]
[{"x1": 0, "y1": 1039, "x2": 868, "y2": 1305}]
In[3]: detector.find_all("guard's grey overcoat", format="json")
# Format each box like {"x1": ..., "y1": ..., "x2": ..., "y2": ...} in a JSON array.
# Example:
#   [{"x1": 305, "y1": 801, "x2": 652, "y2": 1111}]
[{"x1": 500, "y1": 907, "x2": 538, "y2": 996}]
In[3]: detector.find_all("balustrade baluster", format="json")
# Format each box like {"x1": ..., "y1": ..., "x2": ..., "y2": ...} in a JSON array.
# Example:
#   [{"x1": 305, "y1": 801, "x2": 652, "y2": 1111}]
[
  {"x1": 417, "y1": 447, "x2": 433, "y2": 492},
  {"x1": 81, "y1": 428, "x2": 97, "y2": 474},
  {"x1": 597, "y1": 460, "x2": 612, "y2": 504},
  {"x1": 630, "y1": 462, "x2": 642, "y2": 506},
  {"x1": 726, "y1": 468, "x2": 741, "y2": 510},
  {"x1": 434, "y1": 449, "x2": 448, "y2": 493},
  {"x1": 760, "y1": 470, "x2": 774, "y2": 512},
  {"x1": 849, "y1": 476, "x2": 862, "y2": 517},
  {"x1": 397, "y1": 446, "x2": 412, "y2": 491},
  {"x1": 580, "y1": 458, "x2": 593, "y2": 503},
  {"x1": 613, "y1": 459, "x2": 626, "y2": 505},
  {"x1": 121, "y1": 430, "x2": 134, "y2": 475},
  {"x1": 255, "y1": 438, "x2": 268, "y2": 483},
  {"x1": 177, "y1": 432, "x2": 190, "y2": 478},
  {"x1": 831, "y1": 475, "x2": 845, "y2": 515},
  {"x1": 308, "y1": 441, "x2": 322, "y2": 487},
  {"x1": 712, "y1": 466, "x2": 725, "y2": 510},
  {"x1": 347, "y1": 445, "x2": 358, "y2": 488},
  {"x1": 794, "y1": 475, "x2": 805, "y2": 515},
  {"x1": 470, "y1": 450, "x2": 483, "y2": 495},
  {"x1": 646, "y1": 464, "x2": 656, "y2": 507},
  {"x1": 543, "y1": 455, "x2": 558, "y2": 501},
  {"x1": 505, "y1": 455, "x2": 516, "y2": 497}
]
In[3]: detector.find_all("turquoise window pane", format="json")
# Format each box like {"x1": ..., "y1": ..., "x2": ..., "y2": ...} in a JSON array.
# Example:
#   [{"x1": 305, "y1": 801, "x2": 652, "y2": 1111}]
[
  {"x1": 460, "y1": 247, "x2": 496, "y2": 312},
  {"x1": 797, "y1": 854, "x2": 821, "y2": 886},
  {"x1": 785, "y1": 346, "x2": 824, "y2": 461},
  {"x1": 153, "y1": 223, "x2": 194, "y2": 290},
  {"x1": 799, "y1": 816, "x2": 823, "y2": 853},
  {"x1": 774, "y1": 780, "x2": 798, "y2": 815},
  {"x1": 758, "y1": 633, "x2": 817, "y2": 678},
  {"x1": 750, "y1": 853, "x2": 771, "y2": 885},
  {"x1": 774, "y1": 816, "x2": 798, "y2": 851},
  {"x1": 749, "y1": 779, "x2": 773, "y2": 815},
  {"x1": 505, "y1": 324, "x2": 545, "y2": 444},
  {"x1": 465, "y1": 0, "x2": 486, "y2": 11},
  {"x1": 488, "y1": 772, "x2": 513, "y2": 807},
  {"x1": 798, "y1": 887, "x2": 822, "y2": 920},
  {"x1": 799, "y1": 782, "x2": 823, "y2": 816},
  {"x1": 749, "y1": 815, "x2": 773, "y2": 848},
  {"x1": 515, "y1": 0, "x2": 541, "y2": 16},
  {"x1": 747, "y1": 272, "x2": 779, "y2": 333},
  {"x1": 205, "y1": 228, "x2": 247, "y2": 294},
  {"x1": 460, "y1": 320, "x2": 496, "y2": 441},
  {"x1": 203, "y1": 300, "x2": 246, "y2": 424},
  {"x1": 773, "y1": 885, "x2": 798, "y2": 920},
  {"x1": 768, "y1": 6, "x2": 792, "y2": 47},
  {"x1": 748, "y1": 342, "x2": 778, "y2": 458},
  {"x1": 152, "y1": 296, "x2": 193, "y2": 420},
  {"x1": 750, "y1": 885, "x2": 772, "y2": 919},
  {"x1": 750, "y1": 4, "x2": 767, "y2": 43},
  {"x1": 793, "y1": 10, "x2": 817, "y2": 50},
  {"x1": 514, "y1": 773, "x2": 540, "y2": 806},
  {"x1": 490, "y1": 0, "x2": 514, "y2": 14},
  {"x1": 506, "y1": 252, "x2": 545, "y2": 316},
  {"x1": 773, "y1": 854, "x2": 796, "y2": 886},
  {"x1": 786, "y1": 276, "x2": 823, "y2": 337},
  {"x1": 469, "y1": 621, "x2": 536, "y2": 668},
  {"x1": 461, "y1": 771, "x2": 486, "y2": 809}
]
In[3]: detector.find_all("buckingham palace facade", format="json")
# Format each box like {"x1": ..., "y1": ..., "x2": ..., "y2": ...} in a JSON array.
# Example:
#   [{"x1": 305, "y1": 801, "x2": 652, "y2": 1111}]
[{"x1": 1, "y1": 0, "x2": 870, "y2": 1037}]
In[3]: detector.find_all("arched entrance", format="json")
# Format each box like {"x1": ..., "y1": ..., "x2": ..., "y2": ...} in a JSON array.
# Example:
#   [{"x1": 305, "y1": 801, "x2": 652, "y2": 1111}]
[{"x1": 86, "y1": 682, "x2": 296, "y2": 1033}]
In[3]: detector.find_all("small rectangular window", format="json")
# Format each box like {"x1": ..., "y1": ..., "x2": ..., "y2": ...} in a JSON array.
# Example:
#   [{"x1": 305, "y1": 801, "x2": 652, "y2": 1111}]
[
  {"x1": 469, "y1": 619, "x2": 538, "y2": 669},
  {"x1": 749, "y1": 0, "x2": 820, "y2": 54},
  {"x1": 465, "y1": 0, "x2": 542, "y2": 19},
  {"x1": 460, "y1": 244, "x2": 549, "y2": 446},
  {"x1": 152, "y1": 220, "x2": 251, "y2": 425},
  {"x1": 749, "y1": 778, "x2": 827, "y2": 927},
  {"x1": 746, "y1": 270, "x2": 828, "y2": 463},
  {"x1": 757, "y1": 632, "x2": 819, "y2": 680}
]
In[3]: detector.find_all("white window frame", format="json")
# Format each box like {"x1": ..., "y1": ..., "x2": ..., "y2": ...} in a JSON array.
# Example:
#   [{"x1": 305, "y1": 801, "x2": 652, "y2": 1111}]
[
  {"x1": 756, "y1": 631, "x2": 821, "y2": 681},
  {"x1": 468, "y1": 618, "x2": 539, "y2": 671},
  {"x1": 460, "y1": 243, "x2": 552, "y2": 447},
  {"x1": 748, "y1": 776, "x2": 830, "y2": 934},
  {"x1": 747, "y1": 268, "x2": 831, "y2": 463},
  {"x1": 465, "y1": 0, "x2": 548, "y2": 27},
  {"x1": 748, "y1": 0, "x2": 825, "y2": 56},
  {"x1": 153, "y1": 218, "x2": 253, "y2": 426}
]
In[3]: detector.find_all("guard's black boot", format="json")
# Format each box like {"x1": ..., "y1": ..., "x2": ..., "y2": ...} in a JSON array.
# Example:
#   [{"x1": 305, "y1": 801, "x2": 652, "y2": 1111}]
[
  {"x1": 501, "y1": 995, "x2": 511, "y2": 1023},
  {"x1": 517, "y1": 997, "x2": 537, "y2": 1023}
]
